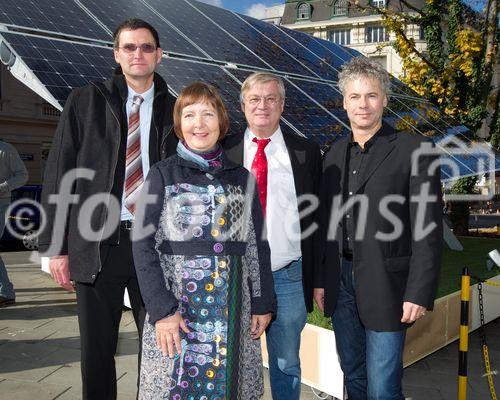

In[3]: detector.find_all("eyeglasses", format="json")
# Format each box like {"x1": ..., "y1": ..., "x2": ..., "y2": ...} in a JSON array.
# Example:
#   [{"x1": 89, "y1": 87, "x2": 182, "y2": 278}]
[
  {"x1": 118, "y1": 43, "x2": 157, "y2": 53},
  {"x1": 245, "y1": 96, "x2": 282, "y2": 106}
]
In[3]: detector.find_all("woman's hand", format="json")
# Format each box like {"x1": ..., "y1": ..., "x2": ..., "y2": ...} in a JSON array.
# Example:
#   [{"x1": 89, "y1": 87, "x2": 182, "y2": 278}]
[
  {"x1": 155, "y1": 311, "x2": 190, "y2": 358},
  {"x1": 250, "y1": 313, "x2": 272, "y2": 340}
]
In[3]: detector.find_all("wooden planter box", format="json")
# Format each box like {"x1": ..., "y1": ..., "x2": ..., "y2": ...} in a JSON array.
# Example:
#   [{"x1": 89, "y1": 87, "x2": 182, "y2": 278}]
[
  {"x1": 404, "y1": 273, "x2": 500, "y2": 365},
  {"x1": 261, "y1": 324, "x2": 344, "y2": 399}
]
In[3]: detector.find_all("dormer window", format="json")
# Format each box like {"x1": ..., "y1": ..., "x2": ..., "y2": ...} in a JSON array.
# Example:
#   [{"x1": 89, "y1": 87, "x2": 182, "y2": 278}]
[
  {"x1": 372, "y1": 0, "x2": 386, "y2": 7},
  {"x1": 333, "y1": 0, "x2": 348, "y2": 16},
  {"x1": 297, "y1": 3, "x2": 311, "y2": 20}
]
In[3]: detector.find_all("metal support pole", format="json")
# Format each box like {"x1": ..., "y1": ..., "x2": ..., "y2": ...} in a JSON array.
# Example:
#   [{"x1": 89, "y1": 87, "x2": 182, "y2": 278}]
[{"x1": 458, "y1": 267, "x2": 470, "y2": 400}]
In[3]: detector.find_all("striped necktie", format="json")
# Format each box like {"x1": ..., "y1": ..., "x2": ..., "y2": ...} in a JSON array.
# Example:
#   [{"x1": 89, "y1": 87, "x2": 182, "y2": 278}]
[{"x1": 124, "y1": 95, "x2": 144, "y2": 215}]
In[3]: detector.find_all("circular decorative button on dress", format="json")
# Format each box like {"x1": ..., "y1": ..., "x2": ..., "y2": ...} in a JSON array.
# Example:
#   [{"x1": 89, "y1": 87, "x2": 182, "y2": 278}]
[{"x1": 213, "y1": 243, "x2": 223, "y2": 253}]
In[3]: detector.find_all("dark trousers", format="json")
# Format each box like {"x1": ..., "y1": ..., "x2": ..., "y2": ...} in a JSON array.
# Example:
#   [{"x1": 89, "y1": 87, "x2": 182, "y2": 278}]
[{"x1": 75, "y1": 227, "x2": 145, "y2": 400}]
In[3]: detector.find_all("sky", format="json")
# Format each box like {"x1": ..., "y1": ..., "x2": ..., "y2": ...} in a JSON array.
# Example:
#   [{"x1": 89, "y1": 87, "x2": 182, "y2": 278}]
[
  {"x1": 198, "y1": 0, "x2": 282, "y2": 19},
  {"x1": 198, "y1": 0, "x2": 488, "y2": 18}
]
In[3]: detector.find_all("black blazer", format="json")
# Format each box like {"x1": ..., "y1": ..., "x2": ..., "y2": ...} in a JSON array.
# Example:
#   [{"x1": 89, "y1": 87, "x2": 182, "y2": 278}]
[
  {"x1": 320, "y1": 124, "x2": 443, "y2": 331},
  {"x1": 222, "y1": 129, "x2": 322, "y2": 313}
]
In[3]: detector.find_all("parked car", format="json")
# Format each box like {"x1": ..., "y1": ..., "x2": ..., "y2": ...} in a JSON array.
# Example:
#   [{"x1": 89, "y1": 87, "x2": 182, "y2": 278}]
[{"x1": 1, "y1": 185, "x2": 42, "y2": 250}]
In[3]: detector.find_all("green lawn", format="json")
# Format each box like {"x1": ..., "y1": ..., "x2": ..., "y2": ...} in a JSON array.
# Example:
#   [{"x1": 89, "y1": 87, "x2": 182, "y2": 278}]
[{"x1": 307, "y1": 236, "x2": 500, "y2": 330}]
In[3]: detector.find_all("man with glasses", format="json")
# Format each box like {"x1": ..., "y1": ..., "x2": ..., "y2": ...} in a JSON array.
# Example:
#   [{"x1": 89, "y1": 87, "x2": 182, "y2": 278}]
[
  {"x1": 39, "y1": 19, "x2": 177, "y2": 399},
  {"x1": 223, "y1": 72, "x2": 322, "y2": 399}
]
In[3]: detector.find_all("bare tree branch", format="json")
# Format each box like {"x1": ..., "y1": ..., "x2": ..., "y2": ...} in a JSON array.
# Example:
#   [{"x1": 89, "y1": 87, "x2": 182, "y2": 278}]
[
  {"x1": 396, "y1": 0, "x2": 424, "y2": 15},
  {"x1": 353, "y1": 1, "x2": 437, "y2": 70}
]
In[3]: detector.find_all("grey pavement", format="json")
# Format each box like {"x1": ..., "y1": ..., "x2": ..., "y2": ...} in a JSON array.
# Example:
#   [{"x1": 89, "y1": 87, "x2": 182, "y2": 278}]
[{"x1": 0, "y1": 251, "x2": 498, "y2": 400}]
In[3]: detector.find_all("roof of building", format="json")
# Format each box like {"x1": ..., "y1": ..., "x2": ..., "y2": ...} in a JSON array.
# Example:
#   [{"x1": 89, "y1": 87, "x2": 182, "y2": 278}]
[{"x1": 281, "y1": 0, "x2": 427, "y2": 25}]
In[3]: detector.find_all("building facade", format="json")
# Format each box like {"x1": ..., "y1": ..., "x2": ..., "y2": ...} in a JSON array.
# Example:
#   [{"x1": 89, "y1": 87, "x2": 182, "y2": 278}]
[
  {"x1": 276, "y1": 0, "x2": 427, "y2": 76},
  {"x1": 0, "y1": 63, "x2": 59, "y2": 185}
]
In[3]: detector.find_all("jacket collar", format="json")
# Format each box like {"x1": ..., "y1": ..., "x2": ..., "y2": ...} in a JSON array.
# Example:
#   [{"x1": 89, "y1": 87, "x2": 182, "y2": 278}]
[
  {"x1": 354, "y1": 123, "x2": 396, "y2": 192},
  {"x1": 223, "y1": 127, "x2": 308, "y2": 195},
  {"x1": 337, "y1": 122, "x2": 397, "y2": 193},
  {"x1": 92, "y1": 67, "x2": 169, "y2": 108},
  {"x1": 222, "y1": 133, "x2": 244, "y2": 165},
  {"x1": 282, "y1": 130, "x2": 307, "y2": 196},
  {"x1": 108, "y1": 67, "x2": 169, "y2": 101}
]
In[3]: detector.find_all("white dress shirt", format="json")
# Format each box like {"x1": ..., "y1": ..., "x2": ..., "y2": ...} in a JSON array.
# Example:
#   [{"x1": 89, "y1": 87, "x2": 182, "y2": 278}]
[
  {"x1": 244, "y1": 127, "x2": 302, "y2": 271},
  {"x1": 121, "y1": 84, "x2": 154, "y2": 221}
]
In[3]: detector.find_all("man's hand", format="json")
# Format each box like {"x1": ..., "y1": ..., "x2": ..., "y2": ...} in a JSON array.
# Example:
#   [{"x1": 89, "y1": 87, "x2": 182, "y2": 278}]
[
  {"x1": 155, "y1": 311, "x2": 190, "y2": 358},
  {"x1": 48, "y1": 255, "x2": 74, "y2": 292},
  {"x1": 250, "y1": 313, "x2": 272, "y2": 340},
  {"x1": 401, "y1": 301, "x2": 427, "y2": 323},
  {"x1": 313, "y1": 288, "x2": 325, "y2": 312}
]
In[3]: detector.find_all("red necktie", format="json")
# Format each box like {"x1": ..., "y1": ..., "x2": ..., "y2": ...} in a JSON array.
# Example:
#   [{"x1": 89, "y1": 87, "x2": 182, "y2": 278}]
[
  {"x1": 124, "y1": 95, "x2": 144, "y2": 215},
  {"x1": 251, "y1": 137, "x2": 271, "y2": 216}
]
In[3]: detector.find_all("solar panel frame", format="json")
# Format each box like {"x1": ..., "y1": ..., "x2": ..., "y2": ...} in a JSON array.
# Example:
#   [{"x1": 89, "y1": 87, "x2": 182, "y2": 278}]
[
  {"x1": 184, "y1": 0, "x2": 314, "y2": 77},
  {"x1": 277, "y1": 25, "x2": 347, "y2": 73},
  {"x1": 237, "y1": 14, "x2": 339, "y2": 81},
  {"x1": 0, "y1": 32, "x2": 116, "y2": 105},
  {"x1": 0, "y1": 0, "x2": 497, "y2": 179},
  {"x1": 0, "y1": 0, "x2": 111, "y2": 41},
  {"x1": 142, "y1": 0, "x2": 270, "y2": 69},
  {"x1": 77, "y1": 0, "x2": 207, "y2": 58}
]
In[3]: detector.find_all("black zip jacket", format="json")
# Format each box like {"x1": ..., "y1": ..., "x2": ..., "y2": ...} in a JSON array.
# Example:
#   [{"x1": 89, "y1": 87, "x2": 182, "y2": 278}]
[{"x1": 39, "y1": 70, "x2": 177, "y2": 283}]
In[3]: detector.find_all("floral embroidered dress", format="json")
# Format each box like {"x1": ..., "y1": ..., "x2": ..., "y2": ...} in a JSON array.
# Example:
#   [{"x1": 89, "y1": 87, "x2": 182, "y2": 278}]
[{"x1": 133, "y1": 149, "x2": 276, "y2": 400}]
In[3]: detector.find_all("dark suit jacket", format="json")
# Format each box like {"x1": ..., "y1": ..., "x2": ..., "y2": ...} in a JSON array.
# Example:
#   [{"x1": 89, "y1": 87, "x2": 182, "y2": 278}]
[
  {"x1": 320, "y1": 123, "x2": 443, "y2": 331},
  {"x1": 222, "y1": 129, "x2": 322, "y2": 313}
]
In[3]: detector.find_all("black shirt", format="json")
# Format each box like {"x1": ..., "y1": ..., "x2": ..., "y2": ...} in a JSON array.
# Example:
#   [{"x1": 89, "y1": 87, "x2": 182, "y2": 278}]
[{"x1": 343, "y1": 132, "x2": 379, "y2": 254}]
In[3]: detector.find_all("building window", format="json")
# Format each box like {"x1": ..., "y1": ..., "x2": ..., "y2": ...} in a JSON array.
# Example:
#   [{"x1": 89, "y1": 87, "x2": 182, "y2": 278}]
[
  {"x1": 371, "y1": 0, "x2": 386, "y2": 7},
  {"x1": 419, "y1": 25, "x2": 425, "y2": 40},
  {"x1": 333, "y1": 0, "x2": 348, "y2": 16},
  {"x1": 365, "y1": 25, "x2": 389, "y2": 43},
  {"x1": 297, "y1": 3, "x2": 311, "y2": 20},
  {"x1": 329, "y1": 28, "x2": 351, "y2": 45},
  {"x1": 41, "y1": 102, "x2": 61, "y2": 117}
]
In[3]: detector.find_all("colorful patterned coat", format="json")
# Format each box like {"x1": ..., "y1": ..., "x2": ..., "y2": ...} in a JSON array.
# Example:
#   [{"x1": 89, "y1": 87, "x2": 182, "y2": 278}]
[{"x1": 133, "y1": 153, "x2": 276, "y2": 400}]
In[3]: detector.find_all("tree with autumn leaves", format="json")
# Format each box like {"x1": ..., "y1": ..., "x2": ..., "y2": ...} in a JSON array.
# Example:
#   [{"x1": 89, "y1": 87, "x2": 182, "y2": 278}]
[
  {"x1": 353, "y1": 0, "x2": 498, "y2": 234},
  {"x1": 355, "y1": 0, "x2": 498, "y2": 148}
]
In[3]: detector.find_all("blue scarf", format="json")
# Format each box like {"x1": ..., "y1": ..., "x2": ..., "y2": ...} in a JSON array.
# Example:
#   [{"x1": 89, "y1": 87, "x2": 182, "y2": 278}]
[{"x1": 176, "y1": 141, "x2": 223, "y2": 170}]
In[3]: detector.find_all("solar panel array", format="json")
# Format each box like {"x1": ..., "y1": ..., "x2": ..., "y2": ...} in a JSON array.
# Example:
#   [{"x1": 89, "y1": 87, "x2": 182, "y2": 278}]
[{"x1": 0, "y1": 0, "x2": 498, "y2": 179}]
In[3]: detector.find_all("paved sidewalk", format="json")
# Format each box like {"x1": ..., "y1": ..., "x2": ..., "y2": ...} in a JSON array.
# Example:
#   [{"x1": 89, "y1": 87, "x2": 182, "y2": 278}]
[
  {"x1": 0, "y1": 252, "x2": 323, "y2": 400},
  {"x1": 0, "y1": 251, "x2": 498, "y2": 400}
]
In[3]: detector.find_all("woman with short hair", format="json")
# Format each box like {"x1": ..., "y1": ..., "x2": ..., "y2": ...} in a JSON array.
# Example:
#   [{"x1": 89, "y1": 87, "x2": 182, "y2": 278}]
[{"x1": 133, "y1": 82, "x2": 276, "y2": 400}]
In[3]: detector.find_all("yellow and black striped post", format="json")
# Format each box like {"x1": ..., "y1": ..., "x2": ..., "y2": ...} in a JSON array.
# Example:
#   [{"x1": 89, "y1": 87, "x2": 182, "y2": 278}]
[{"x1": 458, "y1": 267, "x2": 470, "y2": 400}]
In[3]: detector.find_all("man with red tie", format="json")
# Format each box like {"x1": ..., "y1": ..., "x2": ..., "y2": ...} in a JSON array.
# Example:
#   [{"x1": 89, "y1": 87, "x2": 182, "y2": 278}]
[
  {"x1": 39, "y1": 19, "x2": 177, "y2": 399},
  {"x1": 223, "y1": 72, "x2": 322, "y2": 399}
]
